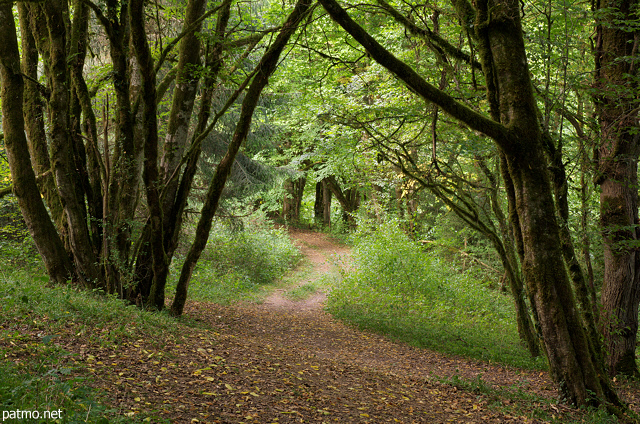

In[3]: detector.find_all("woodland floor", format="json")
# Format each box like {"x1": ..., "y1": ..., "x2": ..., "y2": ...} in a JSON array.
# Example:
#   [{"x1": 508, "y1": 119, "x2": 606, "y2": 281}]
[{"x1": 5, "y1": 229, "x2": 640, "y2": 423}]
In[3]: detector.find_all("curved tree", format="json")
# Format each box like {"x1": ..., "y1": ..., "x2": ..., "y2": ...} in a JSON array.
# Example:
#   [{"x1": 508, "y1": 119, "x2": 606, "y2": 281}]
[{"x1": 317, "y1": 0, "x2": 622, "y2": 408}]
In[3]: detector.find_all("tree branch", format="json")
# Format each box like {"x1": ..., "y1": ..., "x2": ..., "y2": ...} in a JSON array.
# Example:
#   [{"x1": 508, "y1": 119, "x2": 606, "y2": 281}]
[
  {"x1": 0, "y1": 185, "x2": 12, "y2": 199},
  {"x1": 318, "y1": 0, "x2": 509, "y2": 146},
  {"x1": 376, "y1": 0, "x2": 482, "y2": 69}
]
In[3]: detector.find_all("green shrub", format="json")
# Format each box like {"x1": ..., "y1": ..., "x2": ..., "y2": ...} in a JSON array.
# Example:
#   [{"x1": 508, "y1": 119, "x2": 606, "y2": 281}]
[
  {"x1": 169, "y1": 213, "x2": 301, "y2": 304},
  {"x1": 327, "y1": 221, "x2": 544, "y2": 370}
]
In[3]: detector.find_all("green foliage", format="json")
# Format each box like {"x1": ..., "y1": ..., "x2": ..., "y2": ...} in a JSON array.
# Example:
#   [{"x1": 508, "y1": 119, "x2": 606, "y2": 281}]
[
  {"x1": 327, "y1": 221, "x2": 545, "y2": 370},
  {"x1": 170, "y1": 213, "x2": 301, "y2": 304}
]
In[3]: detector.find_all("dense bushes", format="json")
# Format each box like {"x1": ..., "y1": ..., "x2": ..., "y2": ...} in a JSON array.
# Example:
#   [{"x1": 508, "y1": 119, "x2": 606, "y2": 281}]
[
  {"x1": 327, "y1": 221, "x2": 543, "y2": 369},
  {"x1": 169, "y1": 213, "x2": 301, "y2": 304}
]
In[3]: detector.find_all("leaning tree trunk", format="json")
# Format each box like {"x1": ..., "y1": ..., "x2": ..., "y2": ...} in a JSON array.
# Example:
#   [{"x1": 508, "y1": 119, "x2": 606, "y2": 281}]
[
  {"x1": 318, "y1": 0, "x2": 623, "y2": 408},
  {"x1": 0, "y1": 5, "x2": 73, "y2": 284},
  {"x1": 326, "y1": 176, "x2": 359, "y2": 225},
  {"x1": 594, "y1": 0, "x2": 640, "y2": 378},
  {"x1": 132, "y1": 0, "x2": 233, "y2": 305},
  {"x1": 170, "y1": 0, "x2": 314, "y2": 316},
  {"x1": 479, "y1": 0, "x2": 616, "y2": 406}
]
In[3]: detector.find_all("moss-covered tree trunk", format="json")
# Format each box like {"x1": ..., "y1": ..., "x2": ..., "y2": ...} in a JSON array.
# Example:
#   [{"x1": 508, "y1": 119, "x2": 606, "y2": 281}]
[
  {"x1": 44, "y1": 0, "x2": 102, "y2": 287},
  {"x1": 159, "y1": 0, "x2": 207, "y2": 212},
  {"x1": 132, "y1": 0, "x2": 233, "y2": 304},
  {"x1": 0, "y1": 4, "x2": 73, "y2": 284},
  {"x1": 129, "y1": 0, "x2": 169, "y2": 310},
  {"x1": 594, "y1": 0, "x2": 640, "y2": 378},
  {"x1": 16, "y1": 4, "x2": 68, "y2": 245},
  {"x1": 98, "y1": 0, "x2": 140, "y2": 294}
]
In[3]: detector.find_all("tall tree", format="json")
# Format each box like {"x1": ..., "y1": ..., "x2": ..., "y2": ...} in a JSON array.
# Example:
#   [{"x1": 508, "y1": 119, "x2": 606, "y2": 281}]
[
  {"x1": 171, "y1": 0, "x2": 315, "y2": 316},
  {"x1": 0, "y1": 3, "x2": 73, "y2": 284},
  {"x1": 594, "y1": 0, "x2": 640, "y2": 377},
  {"x1": 317, "y1": 0, "x2": 623, "y2": 408}
]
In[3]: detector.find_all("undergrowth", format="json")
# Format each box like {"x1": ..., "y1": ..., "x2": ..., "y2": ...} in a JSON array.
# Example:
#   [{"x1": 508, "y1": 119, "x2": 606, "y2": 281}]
[
  {"x1": 0, "y1": 213, "x2": 298, "y2": 422},
  {"x1": 168, "y1": 214, "x2": 301, "y2": 304},
  {"x1": 0, "y1": 261, "x2": 171, "y2": 422},
  {"x1": 326, "y1": 220, "x2": 546, "y2": 371}
]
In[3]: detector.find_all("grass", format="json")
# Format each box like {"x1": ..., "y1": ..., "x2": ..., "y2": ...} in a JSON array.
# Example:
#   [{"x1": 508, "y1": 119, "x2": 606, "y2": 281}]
[
  {"x1": 440, "y1": 373, "x2": 627, "y2": 424},
  {"x1": 285, "y1": 282, "x2": 318, "y2": 300},
  {"x1": 0, "y1": 267, "x2": 174, "y2": 423},
  {"x1": 326, "y1": 221, "x2": 547, "y2": 371},
  {"x1": 0, "y1": 213, "x2": 636, "y2": 423},
  {"x1": 168, "y1": 215, "x2": 302, "y2": 305},
  {"x1": 0, "y1": 214, "x2": 300, "y2": 423}
]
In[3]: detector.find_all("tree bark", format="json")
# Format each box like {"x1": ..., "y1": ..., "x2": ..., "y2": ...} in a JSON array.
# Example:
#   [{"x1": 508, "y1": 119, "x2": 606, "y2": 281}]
[
  {"x1": 44, "y1": 0, "x2": 102, "y2": 287},
  {"x1": 16, "y1": 3, "x2": 68, "y2": 242},
  {"x1": 132, "y1": 0, "x2": 232, "y2": 304},
  {"x1": 130, "y1": 0, "x2": 169, "y2": 310},
  {"x1": 283, "y1": 176, "x2": 306, "y2": 222},
  {"x1": 314, "y1": 181, "x2": 324, "y2": 224},
  {"x1": 594, "y1": 0, "x2": 640, "y2": 378},
  {"x1": 322, "y1": 179, "x2": 332, "y2": 226},
  {"x1": 159, "y1": 0, "x2": 207, "y2": 231},
  {"x1": 69, "y1": 0, "x2": 104, "y2": 258},
  {"x1": 0, "y1": 4, "x2": 73, "y2": 284},
  {"x1": 325, "y1": 176, "x2": 359, "y2": 224},
  {"x1": 170, "y1": 0, "x2": 314, "y2": 316},
  {"x1": 101, "y1": 0, "x2": 140, "y2": 291}
]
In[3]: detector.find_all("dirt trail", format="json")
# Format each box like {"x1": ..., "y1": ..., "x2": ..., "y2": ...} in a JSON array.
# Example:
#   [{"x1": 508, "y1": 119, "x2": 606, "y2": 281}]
[
  {"x1": 181, "y1": 229, "x2": 563, "y2": 423},
  {"x1": 260, "y1": 228, "x2": 350, "y2": 312},
  {"x1": 49, "y1": 229, "x2": 638, "y2": 423},
  {"x1": 240, "y1": 229, "x2": 553, "y2": 394}
]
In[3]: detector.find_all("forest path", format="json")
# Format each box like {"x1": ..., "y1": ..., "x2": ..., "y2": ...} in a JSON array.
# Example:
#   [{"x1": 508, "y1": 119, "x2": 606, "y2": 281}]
[
  {"x1": 259, "y1": 228, "x2": 350, "y2": 312},
  {"x1": 68, "y1": 229, "x2": 638, "y2": 423},
  {"x1": 180, "y1": 229, "x2": 563, "y2": 423}
]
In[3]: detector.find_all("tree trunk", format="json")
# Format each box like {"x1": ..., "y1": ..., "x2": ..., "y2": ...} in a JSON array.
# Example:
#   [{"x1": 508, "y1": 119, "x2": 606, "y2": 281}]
[
  {"x1": 44, "y1": 0, "x2": 102, "y2": 287},
  {"x1": 132, "y1": 1, "x2": 232, "y2": 304},
  {"x1": 318, "y1": 0, "x2": 622, "y2": 407},
  {"x1": 69, "y1": 0, "x2": 104, "y2": 258},
  {"x1": 17, "y1": 4, "x2": 68, "y2": 244},
  {"x1": 283, "y1": 176, "x2": 306, "y2": 222},
  {"x1": 160, "y1": 0, "x2": 207, "y2": 233},
  {"x1": 314, "y1": 181, "x2": 324, "y2": 224},
  {"x1": 325, "y1": 176, "x2": 358, "y2": 225},
  {"x1": 322, "y1": 179, "x2": 332, "y2": 226},
  {"x1": 0, "y1": 4, "x2": 73, "y2": 284},
  {"x1": 478, "y1": 157, "x2": 540, "y2": 357},
  {"x1": 170, "y1": 0, "x2": 313, "y2": 316},
  {"x1": 594, "y1": 0, "x2": 640, "y2": 379},
  {"x1": 130, "y1": 0, "x2": 169, "y2": 310},
  {"x1": 103, "y1": 2, "x2": 139, "y2": 292}
]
